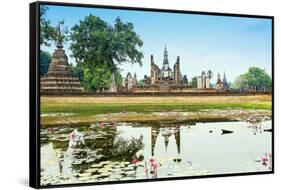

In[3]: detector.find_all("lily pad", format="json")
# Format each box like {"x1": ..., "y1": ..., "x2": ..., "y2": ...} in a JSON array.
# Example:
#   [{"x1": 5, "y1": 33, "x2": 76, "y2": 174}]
[
  {"x1": 86, "y1": 158, "x2": 96, "y2": 163},
  {"x1": 100, "y1": 161, "x2": 112, "y2": 165},
  {"x1": 99, "y1": 167, "x2": 112, "y2": 172},
  {"x1": 86, "y1": 168, "x2": 98, "y2": 173},
  {"x1": 79, "y1": 176, "x2": 92, "y2": 181},
  {"x1": 123, "y1": 166, "x2": 134, "y2": 171},
  {"x1": 110, "y1": 174, "x2": 122, "y2": 179},
  {"x1": 91, "y1": 163, "x2": 104, "y2": 168},
  {"x1": 123, "y1": 161, "x2": 130, "y2": 165},
  {"x1": 111, "y1": 168, "x2": 122, "y2": 172},
  {"x1": 79, "y1": 173, "x2": 92, "y2": 177},
  {"x1": 124, "y1": 171, "x2": 135, "y2": 175},
  {"x1": 100, "y1": 172, "x2": 111, "y2": 177}
]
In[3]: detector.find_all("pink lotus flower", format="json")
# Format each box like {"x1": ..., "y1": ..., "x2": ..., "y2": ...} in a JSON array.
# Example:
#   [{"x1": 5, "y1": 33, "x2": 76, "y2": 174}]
[
  {"x1": 132, "y1": 159, "x2": 139, "y2": 165},
  {"x1": 149, "y1": 158, "x2": 154, "y2": 163},
  {"x1": 261, "y1": 153, "x2": 268, "y2": 162},
  {"x1": 47, "y1": 128, "x2": 53, "y2": 133},
  {"x1": 152, "y1": 163, "x2": 158, "y2": 170},
  {"x1": 262, "y1": 157, "x2": 268, "y2": 162},
  {"x1": 71, "y1": 132, "x2": 76, "y2": 140}
]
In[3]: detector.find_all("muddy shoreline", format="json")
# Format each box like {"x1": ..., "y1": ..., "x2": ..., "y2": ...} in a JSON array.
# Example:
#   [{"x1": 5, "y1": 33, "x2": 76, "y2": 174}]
[{"x1": 41, "y1": 109, "x2": 272, "y2": 128}]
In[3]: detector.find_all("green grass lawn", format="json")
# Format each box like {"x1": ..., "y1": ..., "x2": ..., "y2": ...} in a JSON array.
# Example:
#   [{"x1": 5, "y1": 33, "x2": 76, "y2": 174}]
[
  {"x1": 41, "y1": 101, "x2": 271, "y2": 117},
  {"x1": 40, "y1": 95, "x2": 272, "y2": 126}
]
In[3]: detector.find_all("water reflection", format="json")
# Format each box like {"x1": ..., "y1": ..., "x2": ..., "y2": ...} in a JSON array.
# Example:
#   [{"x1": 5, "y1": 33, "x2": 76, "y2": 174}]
[
  {"x1": 41, "y1": 120, "x2": 272, "y2": 186},
  {"x1": 150, "y1": 124, "x2": 181, "y2": 156}
]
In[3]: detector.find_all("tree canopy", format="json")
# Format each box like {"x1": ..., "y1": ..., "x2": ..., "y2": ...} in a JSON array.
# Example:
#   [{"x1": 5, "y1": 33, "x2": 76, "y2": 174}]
[
  {"x1": 233, "y1": 67, "x2": 272, "y2": 92},
  {"x1": 207, "y1": 70, "x2": 213, "y2": 80},
  {"x1": 40, "y1": 50, "x2": 52, "y2": 76},
  {"x1": 40, "y1": 5, "x2": 57, "y2": 46},
  {"x1": 40, "y1": 6, "x2": 66, "y2": 76},
  {"x1": 69, "y1": 15, "x2": 143, "y2": 91},
  {"x1": 190, "y1": 76, "x2": 197, "y2": 88},
  {"x1": 40, "y1": 6, "x2": 68, "y2": 47},
  {"x1": 83, "y1": 63, "x2": 112, "y2": 92}
]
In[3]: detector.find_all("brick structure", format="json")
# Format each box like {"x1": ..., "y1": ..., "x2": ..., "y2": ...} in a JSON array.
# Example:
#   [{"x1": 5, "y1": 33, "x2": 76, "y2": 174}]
[
  {"x1": 215, "y1": 73, "x2": 224, "y2": 92},
  {"x1": 40, "y1": 42, "x2": 83, "y2": 95},
  {"x1": 125, "y1": 45, "x2": 188, "y2": 93},
  {"x1": 197, "y1": 71, "x2": 210, "y2": 89},
  {"x1": 149, "y1": 45, "x2": 183, "y2": 85}
]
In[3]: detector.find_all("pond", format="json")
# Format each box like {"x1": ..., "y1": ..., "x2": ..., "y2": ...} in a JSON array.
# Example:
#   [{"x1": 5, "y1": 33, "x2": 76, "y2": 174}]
[{"x1": 40, "y1": 120, "x2": 272, "y2": 186}]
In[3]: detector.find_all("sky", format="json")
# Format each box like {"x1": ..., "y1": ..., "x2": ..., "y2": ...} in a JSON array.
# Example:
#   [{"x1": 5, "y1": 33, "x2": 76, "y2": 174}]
[{"x1": 41, "y1": 4, "x2": 272, "y2": 83}]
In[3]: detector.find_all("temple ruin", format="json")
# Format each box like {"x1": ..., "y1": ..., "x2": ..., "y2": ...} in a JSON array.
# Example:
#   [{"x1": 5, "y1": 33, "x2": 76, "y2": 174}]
[
  {"x1": 40, "y1": 37, "x2": 83, "y2": 95},
  {"x1": 119, "y1": 45, "x2": 230, "y2": 94}
]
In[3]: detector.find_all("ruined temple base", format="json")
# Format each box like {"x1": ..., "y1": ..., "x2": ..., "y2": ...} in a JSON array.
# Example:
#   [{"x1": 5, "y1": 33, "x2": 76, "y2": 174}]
[{"x1": 40, "y1": 75, "x2": 83, "y2": 95}]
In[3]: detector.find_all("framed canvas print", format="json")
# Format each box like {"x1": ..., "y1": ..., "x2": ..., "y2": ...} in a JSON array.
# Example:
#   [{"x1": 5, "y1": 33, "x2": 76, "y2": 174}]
[{"x1": 29, "y1": 1, "x2": 274, "y2": 188}]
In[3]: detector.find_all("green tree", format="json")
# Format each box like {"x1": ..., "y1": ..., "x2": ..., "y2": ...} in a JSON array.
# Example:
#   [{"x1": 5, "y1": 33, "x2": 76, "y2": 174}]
[
  {"x1": 207, "y1": 69, "x2": 213, "y2": 80},
  {"x1": 83, "y1": 63, "x2": 112, "y2": 92},
  {"x1": 233, "y1": 74, "x2": 248, "y2": 90},
  {"x1": 40, "y1": 6, "x2": 68, "y2": 47},
  {"x1": 190, "y1": 76, "x2": 197, "y2": 88},
  {"x1": 71, "y1": 63, "x2": 83, "y2": 81},
  {"x1": 69, "y1": 15, "x2": 143, "y2": 91},
  {"x1": 234, "y1": 67, "x2": 272, "y2": 92},
  {"x1": 40, "y1": 50, "x2": 52, "y2": 76},
  {"x1": 114, "y1": 71, "x2": 123, "y2": 88},
  {"x1": 40, "y1": 5, "x2": 57, "y2": 46},
  {"x1": 246, "y1": 67, "x2": 272, "y2": 91}
]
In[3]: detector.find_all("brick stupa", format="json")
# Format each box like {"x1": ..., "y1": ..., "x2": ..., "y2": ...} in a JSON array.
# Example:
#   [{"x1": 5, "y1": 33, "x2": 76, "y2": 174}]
[{"x1": 40, "y1": 42, "x2": 83, "y2": 95}]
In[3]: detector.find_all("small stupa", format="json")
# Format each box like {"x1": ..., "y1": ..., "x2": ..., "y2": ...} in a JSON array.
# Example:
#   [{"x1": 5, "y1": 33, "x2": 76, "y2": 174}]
[{"x1": 40, "y1": 24, "x2": 83, "y2": 94}]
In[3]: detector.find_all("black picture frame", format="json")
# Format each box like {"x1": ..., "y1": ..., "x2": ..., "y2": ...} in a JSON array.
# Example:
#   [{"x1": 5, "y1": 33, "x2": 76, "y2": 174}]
[{"x1": 29, "y1": 1, "x2": 274, "y2": 189}]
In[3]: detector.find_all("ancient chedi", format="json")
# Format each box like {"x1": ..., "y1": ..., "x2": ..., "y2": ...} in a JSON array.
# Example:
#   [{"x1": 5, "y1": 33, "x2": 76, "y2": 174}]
[
  {"x1": 147, "y1": 45, "x2": 184, "y2": 85},
  {"x1": 124, "y1": 45, "x2": 188, "y2": 93},
  {"x1": 40, "y1": 26, "x2": 83, "y2": 94},
  {"x1": 216, "y1": 72, "x2": 229, "y2": 92}
]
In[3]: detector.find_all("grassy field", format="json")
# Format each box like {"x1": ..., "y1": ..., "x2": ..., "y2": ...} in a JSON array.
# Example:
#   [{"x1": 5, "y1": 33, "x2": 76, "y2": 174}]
[{"x1": 40, "y1": 95, "x2": 272, "y2": 126}]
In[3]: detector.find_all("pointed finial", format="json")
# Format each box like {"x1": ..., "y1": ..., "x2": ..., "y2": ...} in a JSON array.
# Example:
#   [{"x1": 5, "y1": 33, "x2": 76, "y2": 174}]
[{"x1": 56, "y1": 21, "x2": 63, "y2": 48}]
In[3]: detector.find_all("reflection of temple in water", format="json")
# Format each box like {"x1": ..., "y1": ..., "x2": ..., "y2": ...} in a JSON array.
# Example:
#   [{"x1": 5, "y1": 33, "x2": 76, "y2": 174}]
[{"x1": 151, "y1": 125, "x2": 181, "y2": 156}]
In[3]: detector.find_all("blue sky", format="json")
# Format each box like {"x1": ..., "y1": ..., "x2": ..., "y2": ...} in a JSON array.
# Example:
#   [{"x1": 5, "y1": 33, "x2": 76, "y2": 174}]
[{"x1": 41, "y1": 5, "x2": 272, "y2": 83}]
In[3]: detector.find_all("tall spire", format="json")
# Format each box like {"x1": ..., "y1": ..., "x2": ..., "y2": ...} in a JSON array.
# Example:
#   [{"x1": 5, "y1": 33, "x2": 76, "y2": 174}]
[
  {"x1": 174, "y1": 129, "x2": 181, "y2": 154},
  {"x1": 164, "y1": 44, "x2": 168, "y2": 60},
  {"x1": 134, "y1": 72, "x2": 137, "y2": 81},
  {"x1": 164, "y1": 135, "x2": 169, "y2": 152},
  {"x1": 151, "y1": 127, "x2": 159, "y2": 156},
  {"x1": 222, "y1": 71, "x2": 228, "y2": 89},
  {"x1": 56, "y1": 22, "x2": 63, "y2": 48},
  {"x1": 217, "y1": 73, "x2": 221, "y2": 82},
  {"x1": 223, "y1": 71, "x2": 227, "y2": 83},
  {"x1": 163, "y1": 44, "x2": 169, "y2": 69}
]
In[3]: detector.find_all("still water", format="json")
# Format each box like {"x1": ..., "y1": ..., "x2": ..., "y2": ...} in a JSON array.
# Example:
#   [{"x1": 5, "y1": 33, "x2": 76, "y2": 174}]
[{"x1": 40, "y1": 120, "x2": 272, "y2": 186}]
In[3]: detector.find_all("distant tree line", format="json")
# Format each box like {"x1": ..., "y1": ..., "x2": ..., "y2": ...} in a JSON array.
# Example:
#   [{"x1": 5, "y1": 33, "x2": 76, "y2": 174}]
[
  {"x1": 188, "y1": 67, "x2": 271, "y2": 92},
  {"x1": 233, "y1": 67, "x2": 272, "y2": 92}
]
